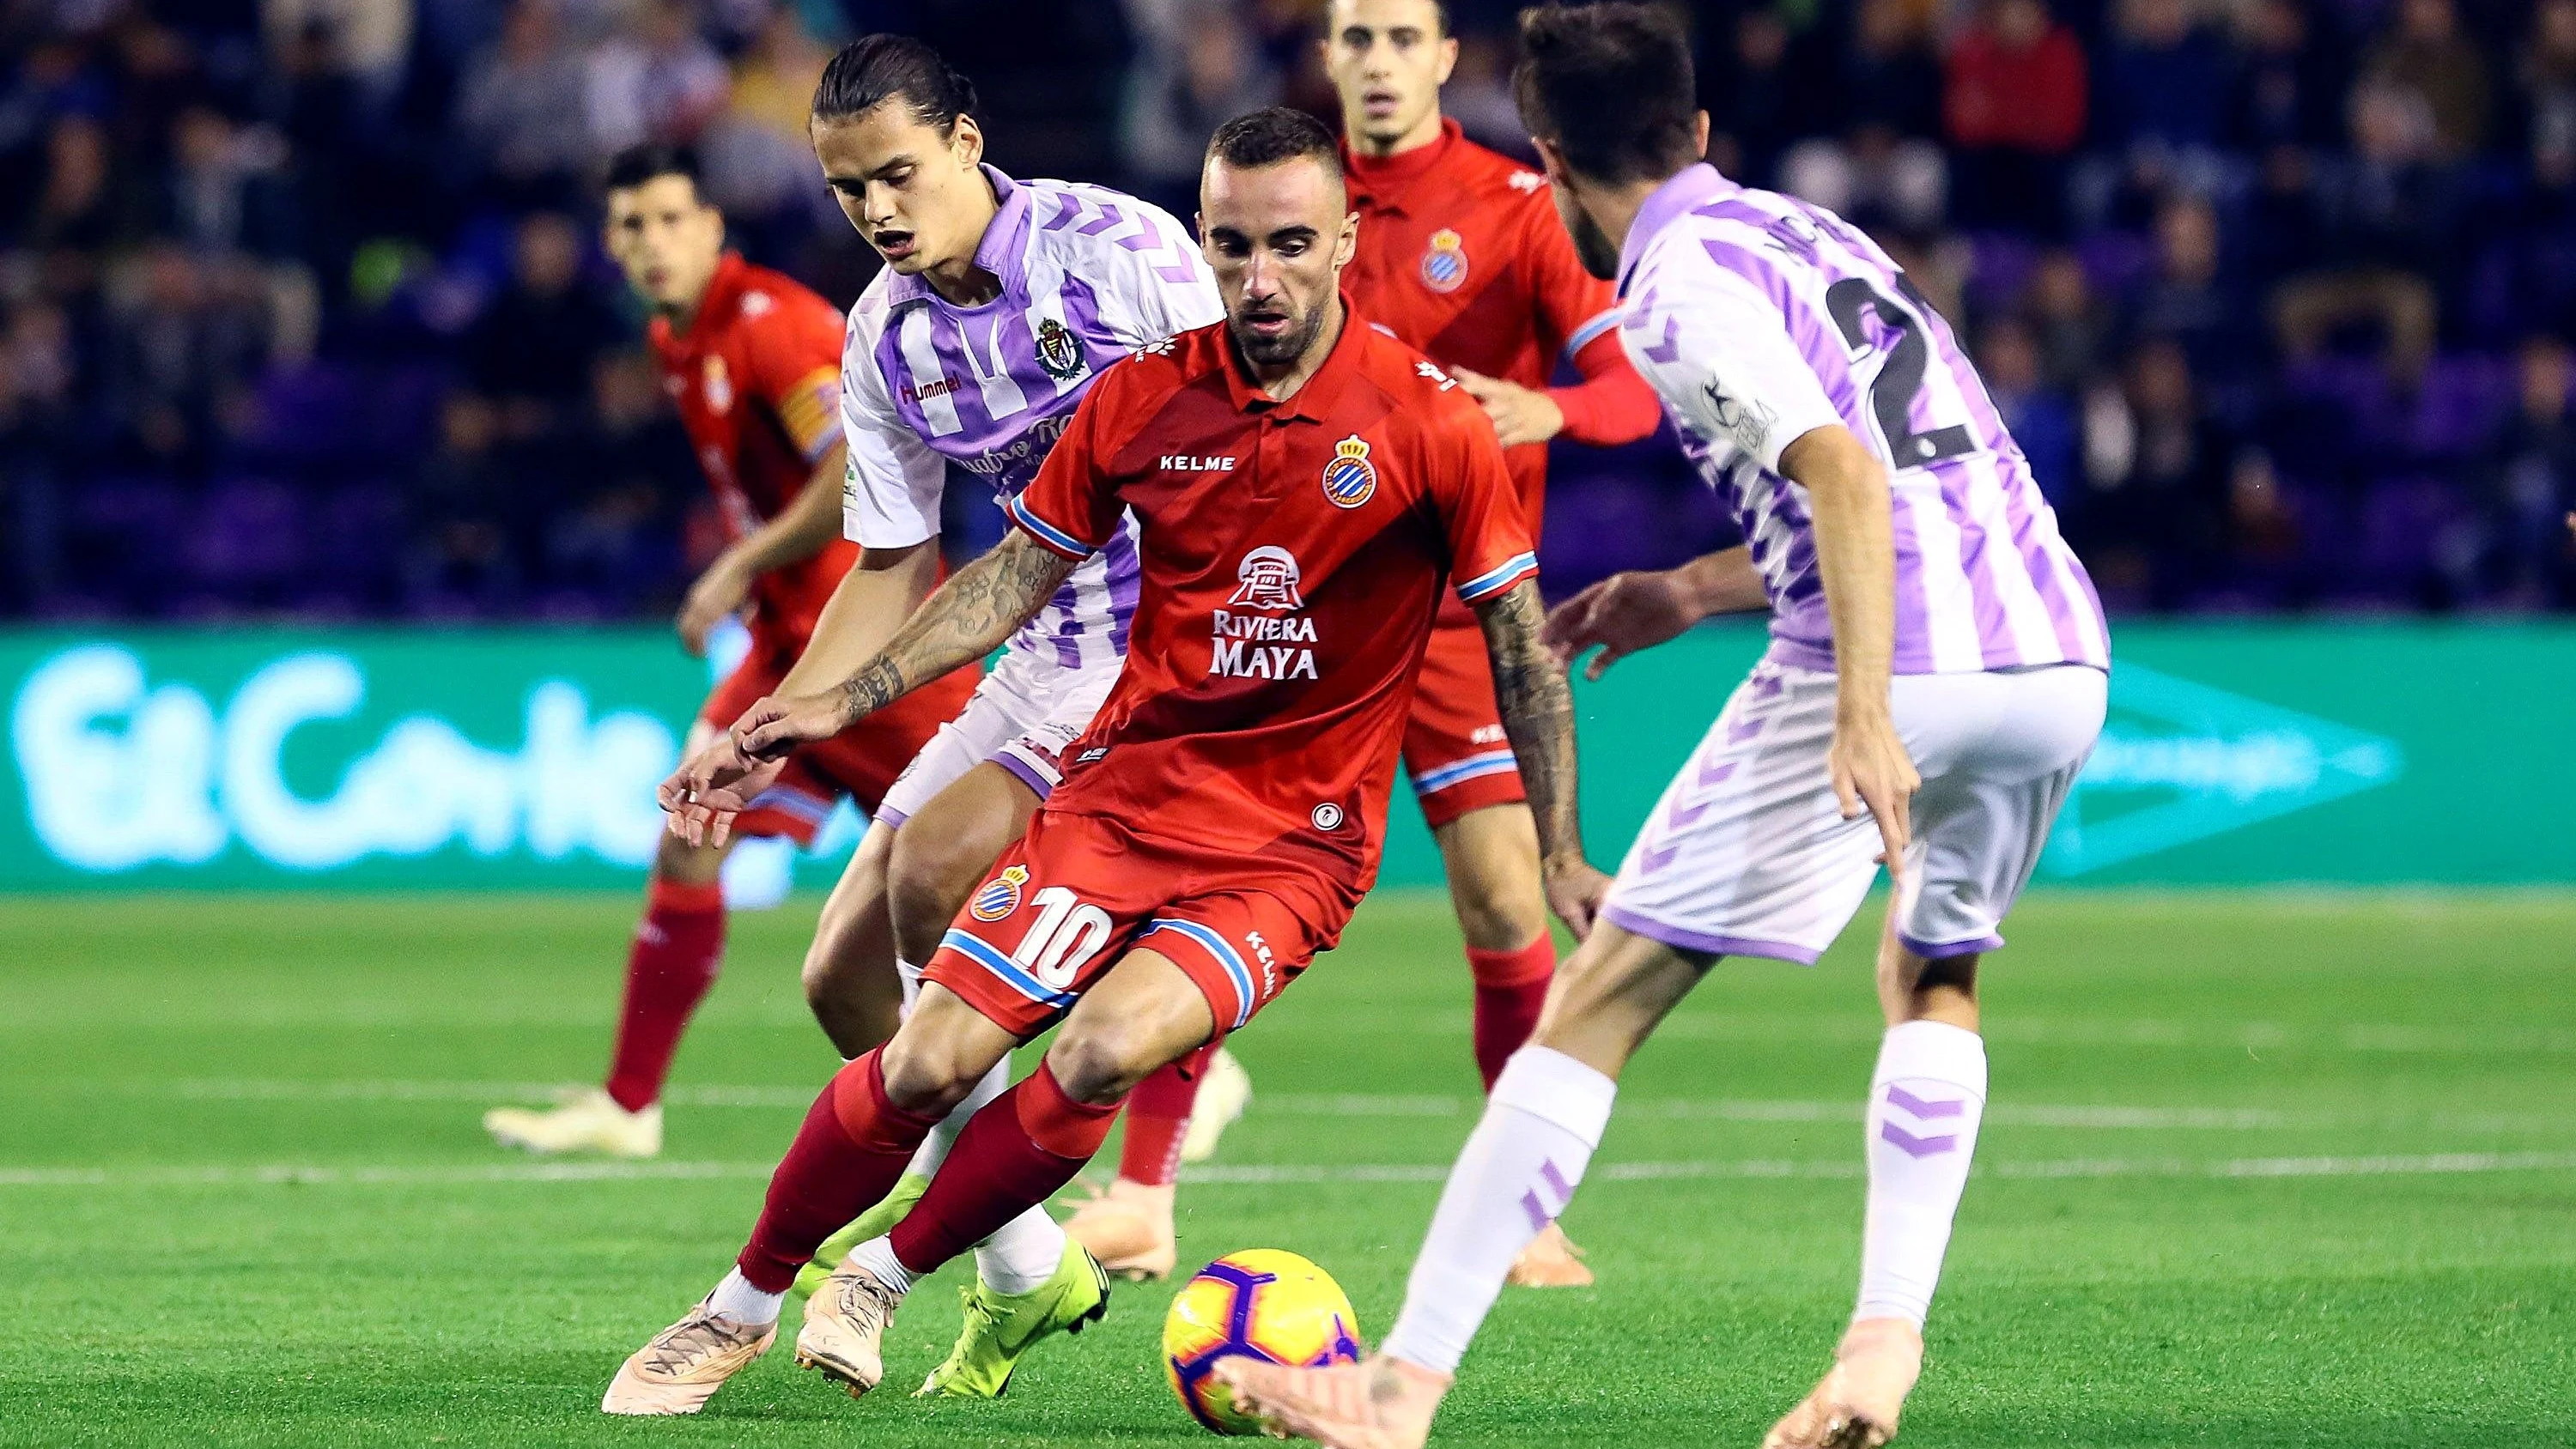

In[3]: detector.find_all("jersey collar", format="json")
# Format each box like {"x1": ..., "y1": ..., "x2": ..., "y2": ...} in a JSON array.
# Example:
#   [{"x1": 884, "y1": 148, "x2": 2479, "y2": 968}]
[
  {"x1": 1617, "y1": 162, "x2": 1734, "y2": 298},
  {"x1": 1340, "y1": 118, "x2": 1461, "y2": 215},
  {"x1": 1219, "y1": 288, "x2": 1370, "y2": 423},
  {"x1": 883, "y1": 164, "x2": 1030, "y2": 309}
]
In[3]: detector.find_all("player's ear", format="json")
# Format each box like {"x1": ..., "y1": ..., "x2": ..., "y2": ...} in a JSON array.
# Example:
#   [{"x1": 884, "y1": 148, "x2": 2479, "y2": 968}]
[
  {"x1": 1434, "y1": 35, "x2": 1458, "y2": 86},
  {"x1": 1530, "y1": 136, "x2": 1571, "y2": 189},
  {"x1": 1692, "y1": 110, "x2": 1711, "y2": 161},
  {"x1": 951, "y1": 112, "x2": 985, "y2": 169},
  {"x1": 1334, "y1": 210, "x2": 1358, "y2": 270}
]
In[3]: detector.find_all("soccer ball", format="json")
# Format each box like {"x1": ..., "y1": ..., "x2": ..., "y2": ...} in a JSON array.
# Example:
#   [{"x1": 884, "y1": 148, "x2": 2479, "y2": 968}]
[{"x1": 1162, "y1": 1249, "x2": 1364, "y2": 1434}]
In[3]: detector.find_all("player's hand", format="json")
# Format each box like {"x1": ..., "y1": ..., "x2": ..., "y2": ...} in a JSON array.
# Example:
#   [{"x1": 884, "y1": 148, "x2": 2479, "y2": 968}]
[
  {"x1": 676, "y1": 558, "x2": 752, "y2": 658},
  {"x1": 1449, "y1": 366, "x2": 1565, "y2": 448},
  {"x1": 1543, "y1": 570, "x2": 1698, "y2": 680},
  {"x1": 730, "y1": 688, "x2": 848, "y2": 761},
  {"x1": 655, "y1": 733, "x2": 786, "y2": 848},
  {"x1": 1828, "y1": 707, "x2": 1919, "y2": 884},
  {"x1": 1542, "y1": 853, "x2": 1614, "y2": 940}
]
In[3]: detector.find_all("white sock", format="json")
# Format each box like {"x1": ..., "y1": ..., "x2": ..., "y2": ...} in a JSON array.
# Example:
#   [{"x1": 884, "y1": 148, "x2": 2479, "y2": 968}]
[
  {"x1": 847, "y1": 1234, "x2": 917, "y2": 1295},
  {"x1": 706, "y1": 1267, "x2": 783, "y2": 1326},
  {"x1": 975, "y1": 1206, "x2": 1068, "y2": 1295},
  {"x1": 1382, "y1": 1047, "x2": 1617, "y2": 1375},
  {"x1": 909, "y1": 1049, "x2": 1010, "y2": 1177},
  {"x1": 1855, "y1": 1020, "x2": 1989, "y2": 1328}
]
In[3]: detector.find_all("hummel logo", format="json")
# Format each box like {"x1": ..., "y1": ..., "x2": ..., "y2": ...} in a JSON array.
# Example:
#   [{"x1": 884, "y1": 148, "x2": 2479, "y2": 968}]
[
  {"x1": 1509, "y1": 170, "x2": 1546, "y2": 192},
  {"x1": 1077, "y1": 747, "x2": 1109, "y2": 764},
  {"x1": 1160, "y1": 455, "x2": 1236, "y2": 471},
  {"x1": 1414, "y1": 360, "x2": 1457, "y2": 391},
  {"x1": 1131, "y1": 336, "x2": 1177, "y2": 359}
]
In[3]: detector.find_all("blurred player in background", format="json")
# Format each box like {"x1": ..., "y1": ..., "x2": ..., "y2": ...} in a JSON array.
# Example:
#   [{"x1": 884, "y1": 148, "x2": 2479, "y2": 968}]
[
  {"x1": 481, "y1": 144, "x2": 975, "y2": 1160},
  {"x1": 1066, "y1": 0, "x2": 1659, "y2": 1290},
  {"x1": 647, "y1": 36, "x2": 1225, "y2": 1400},
  {"x1": 1222, "y1": 7, "x2": 2109, "y2": 1446},
  {"x1": 611, "y1": 107, "x2": 1590, "y2": 1419}
]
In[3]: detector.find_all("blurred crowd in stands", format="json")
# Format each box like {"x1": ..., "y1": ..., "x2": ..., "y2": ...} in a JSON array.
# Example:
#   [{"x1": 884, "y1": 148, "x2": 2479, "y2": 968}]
[{"x1": 0, "y1": 0, "x2": 2569, "y2": 623}]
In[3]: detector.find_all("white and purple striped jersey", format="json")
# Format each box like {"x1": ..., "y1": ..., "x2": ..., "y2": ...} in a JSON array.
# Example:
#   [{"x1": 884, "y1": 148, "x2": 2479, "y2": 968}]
[
  {"x1": 1618, "y1": 164, "x2": 2110, "y2": 675},
  {"x1": 839, "y1": 167, "x2": 1224, "y2": 669}
]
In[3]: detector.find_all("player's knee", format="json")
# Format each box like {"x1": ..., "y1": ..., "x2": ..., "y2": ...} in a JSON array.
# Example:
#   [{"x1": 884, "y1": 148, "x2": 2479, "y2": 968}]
[
  {"x1": 878, "y1": 1026, "x2": 987, "y2": 1117},
  {"x1": 800, "y1": 890, "x2": 871, "y2": 997},
  {"x1": 1450, "y1": 875, "x2": 1546, "y2": 954},
  {"x1": 651, "y1": 828, "x2": 726, "y2": 888},
  {"x1": 799, "y1": 943, "x2": 897, "y2": 1051},
  {"x1": 1045, "y1": 1020, "x2": 1176, "y2": 1106}
]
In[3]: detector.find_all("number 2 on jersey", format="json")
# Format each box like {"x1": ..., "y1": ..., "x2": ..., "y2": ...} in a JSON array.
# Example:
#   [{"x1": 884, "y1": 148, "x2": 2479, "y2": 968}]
[{"x1": 1824, "y1": 276, "x2": 1977, "y2": 470}]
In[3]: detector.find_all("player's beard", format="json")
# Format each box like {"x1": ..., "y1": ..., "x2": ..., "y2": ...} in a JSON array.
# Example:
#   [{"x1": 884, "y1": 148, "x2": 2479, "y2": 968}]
[
  {"x1": 1568, "y1": 201, "x2": 1621, "y2": 282},
  {"x1": 1229, "y1": 297, "x2": 1328, "y2": 369}
]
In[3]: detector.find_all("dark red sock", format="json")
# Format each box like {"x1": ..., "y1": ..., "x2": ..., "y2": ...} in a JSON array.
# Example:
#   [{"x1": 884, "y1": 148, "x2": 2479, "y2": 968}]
[
  {"x1": 1115, "y1": 1042, "x2": 1218, "y2": 1187},
  {"x1": 889, "y1": 1060, "x2": 1122, "y2": 1276},
  {"x1": 1468, "y1": 935, "x2": 1556, "y2": 1093},
  {"x1": 603, "y1": 877, "x2": 726, "y2": 1113},
  {"x1": 736, "y1": 1052, "x2": 941, "y2": 1292}
]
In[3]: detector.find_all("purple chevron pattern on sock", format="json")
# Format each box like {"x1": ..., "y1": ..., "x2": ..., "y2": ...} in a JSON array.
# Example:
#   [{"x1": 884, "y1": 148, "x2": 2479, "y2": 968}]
[
  {"x1": 1879, "y1": 1120, "x2": 1959, "y2": 1158},
  {"x1": 1538, "y1": 1158, "x2": 1574, "y2": 1203},
  {"x1": 1698, "y1": 758, "x2": 1738, "y2": 788},
  {"x1": 1638, "y1": 839, "x2": 1680, "y2": 874},
  {"x1": 1884, "y1": 1083, "x2": 1966, "y2": 1120},
  {"x1": 1727, "y1": 715, "x2": 1766, "y2": 744},
  {"x1": 1519, "y1": 1187, "x2": 1552, "y2": 1233}
]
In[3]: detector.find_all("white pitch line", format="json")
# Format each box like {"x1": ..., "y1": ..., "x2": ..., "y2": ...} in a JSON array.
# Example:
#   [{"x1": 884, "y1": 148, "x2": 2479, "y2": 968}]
[
  {"x1": 161, "y1": 1079, "x2": 823, "y2": 1108},
  {"x1": 0, "y1": 1161, "x2": 777, "y2": 1188},
  {"x1": 4, "y1": 1151, "x2": 2573, "y2": 1191},
  {"x1": 136, "y1": 1081, "x2": 2576, "y2": 1135}
]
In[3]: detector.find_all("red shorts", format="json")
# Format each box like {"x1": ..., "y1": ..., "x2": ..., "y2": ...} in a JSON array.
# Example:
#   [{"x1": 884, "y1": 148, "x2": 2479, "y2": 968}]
[
  {"x1": 1402, "y1": 612, "x2": 1525, "y2": 830},
  {"x1": 922, "y1": 811, "x2": 1357, "y2": 1041},
  {"x1": 697, "y1": 626, "x2": 978, "y2": 846}
]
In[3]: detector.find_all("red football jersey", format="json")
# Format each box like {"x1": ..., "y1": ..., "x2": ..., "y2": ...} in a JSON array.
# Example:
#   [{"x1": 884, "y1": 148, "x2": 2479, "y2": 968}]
[
  {"x1": 1341, "y1": 119, "x2": 1629, "y2": 535},
  {"x1": 1005, "y1": 300, "x2": 1539, "y2": 894},
  {"x1": 647, "y1": 252, "x2": 856, "y2": 643}
]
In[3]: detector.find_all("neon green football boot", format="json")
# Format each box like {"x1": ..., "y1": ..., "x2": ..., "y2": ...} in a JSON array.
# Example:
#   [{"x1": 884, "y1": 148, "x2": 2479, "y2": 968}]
[
  {"x1": 791, "y1": 1172, "x2": 929, "y2": 1303},
  {"x1": 915, "y1": 1238, "x2": 1111, "y2": 1398}
]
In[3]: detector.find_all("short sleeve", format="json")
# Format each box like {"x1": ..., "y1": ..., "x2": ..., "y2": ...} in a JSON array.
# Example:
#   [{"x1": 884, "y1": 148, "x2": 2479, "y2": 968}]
[
  {"x1": 1005, "y1": 382, "x2": 1121, "y2": 559},
  {"x1": 1629, "y1": 251, "x2": 1845, "y2": 473},
  {"x1": 1519, "y1": 193, "x2": 1625, "y2": 362},
  {"x1": 741, "y1": 291, "x2": 847, "y2": 463},
  {"x1": 1425, "y1": 393, "x2": 1540, "y2": 605},
  {"x1": 840, "y1": 326, "x2": 949, "y2": 548}
]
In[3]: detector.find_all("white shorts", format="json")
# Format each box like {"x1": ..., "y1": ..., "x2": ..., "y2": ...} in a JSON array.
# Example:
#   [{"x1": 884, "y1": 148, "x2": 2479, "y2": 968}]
[
  {"x1": 874, "y1": 646, "x2": 1122, "y2": 828},
  {"x1": 1600, "y1": 660, "x2": 2106, "y2": 964}
]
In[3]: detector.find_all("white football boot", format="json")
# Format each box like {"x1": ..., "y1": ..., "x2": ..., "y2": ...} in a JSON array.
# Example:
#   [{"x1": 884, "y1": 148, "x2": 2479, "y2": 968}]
[
  {"x1": 1178, "y1": 1047, "x2": 1253, "y2": 1163},
  {"x1": 483, "y1": 1088, "x2": 662, "y2": 1157}
]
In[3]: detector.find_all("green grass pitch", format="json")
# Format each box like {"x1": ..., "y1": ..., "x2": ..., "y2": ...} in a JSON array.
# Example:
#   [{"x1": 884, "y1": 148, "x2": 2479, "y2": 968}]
[{"x1": 3, "y1": 889, "x2": 2572, "y2": 1446}]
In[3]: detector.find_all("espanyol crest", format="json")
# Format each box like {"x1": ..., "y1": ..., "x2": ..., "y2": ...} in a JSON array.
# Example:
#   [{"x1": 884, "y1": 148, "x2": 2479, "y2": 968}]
[
  {"x1": 969, "y1": 864, "x2": 1030, "y2": 921},
  {"x1": 1321, "y1": 434, "x2": 1376, "y2": 509},
  {"x1": 702, "y1": 355, "x2": 733, "y2": 415},
  {"x1": 1035, "y1": 317, "x2": 1088, "y2": 382},
  {"x1": 1419, "y1": 228, "x2": 1469, "y2": 294},
  {"x1": 1228, "y1": 545, "x2": 1305, "y2": 610}
]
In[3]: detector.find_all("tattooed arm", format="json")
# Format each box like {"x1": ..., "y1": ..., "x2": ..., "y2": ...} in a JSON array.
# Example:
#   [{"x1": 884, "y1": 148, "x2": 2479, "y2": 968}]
[
  {"x1": 746, "y1": 530, "x2": 1076, "y2": 753},
  {"x1": 655, "y1": 532, "x2": 1077, "y2": 844},
  {"x1": 1474, "y1": 578, "x2": 1607, "y2": 936}
]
